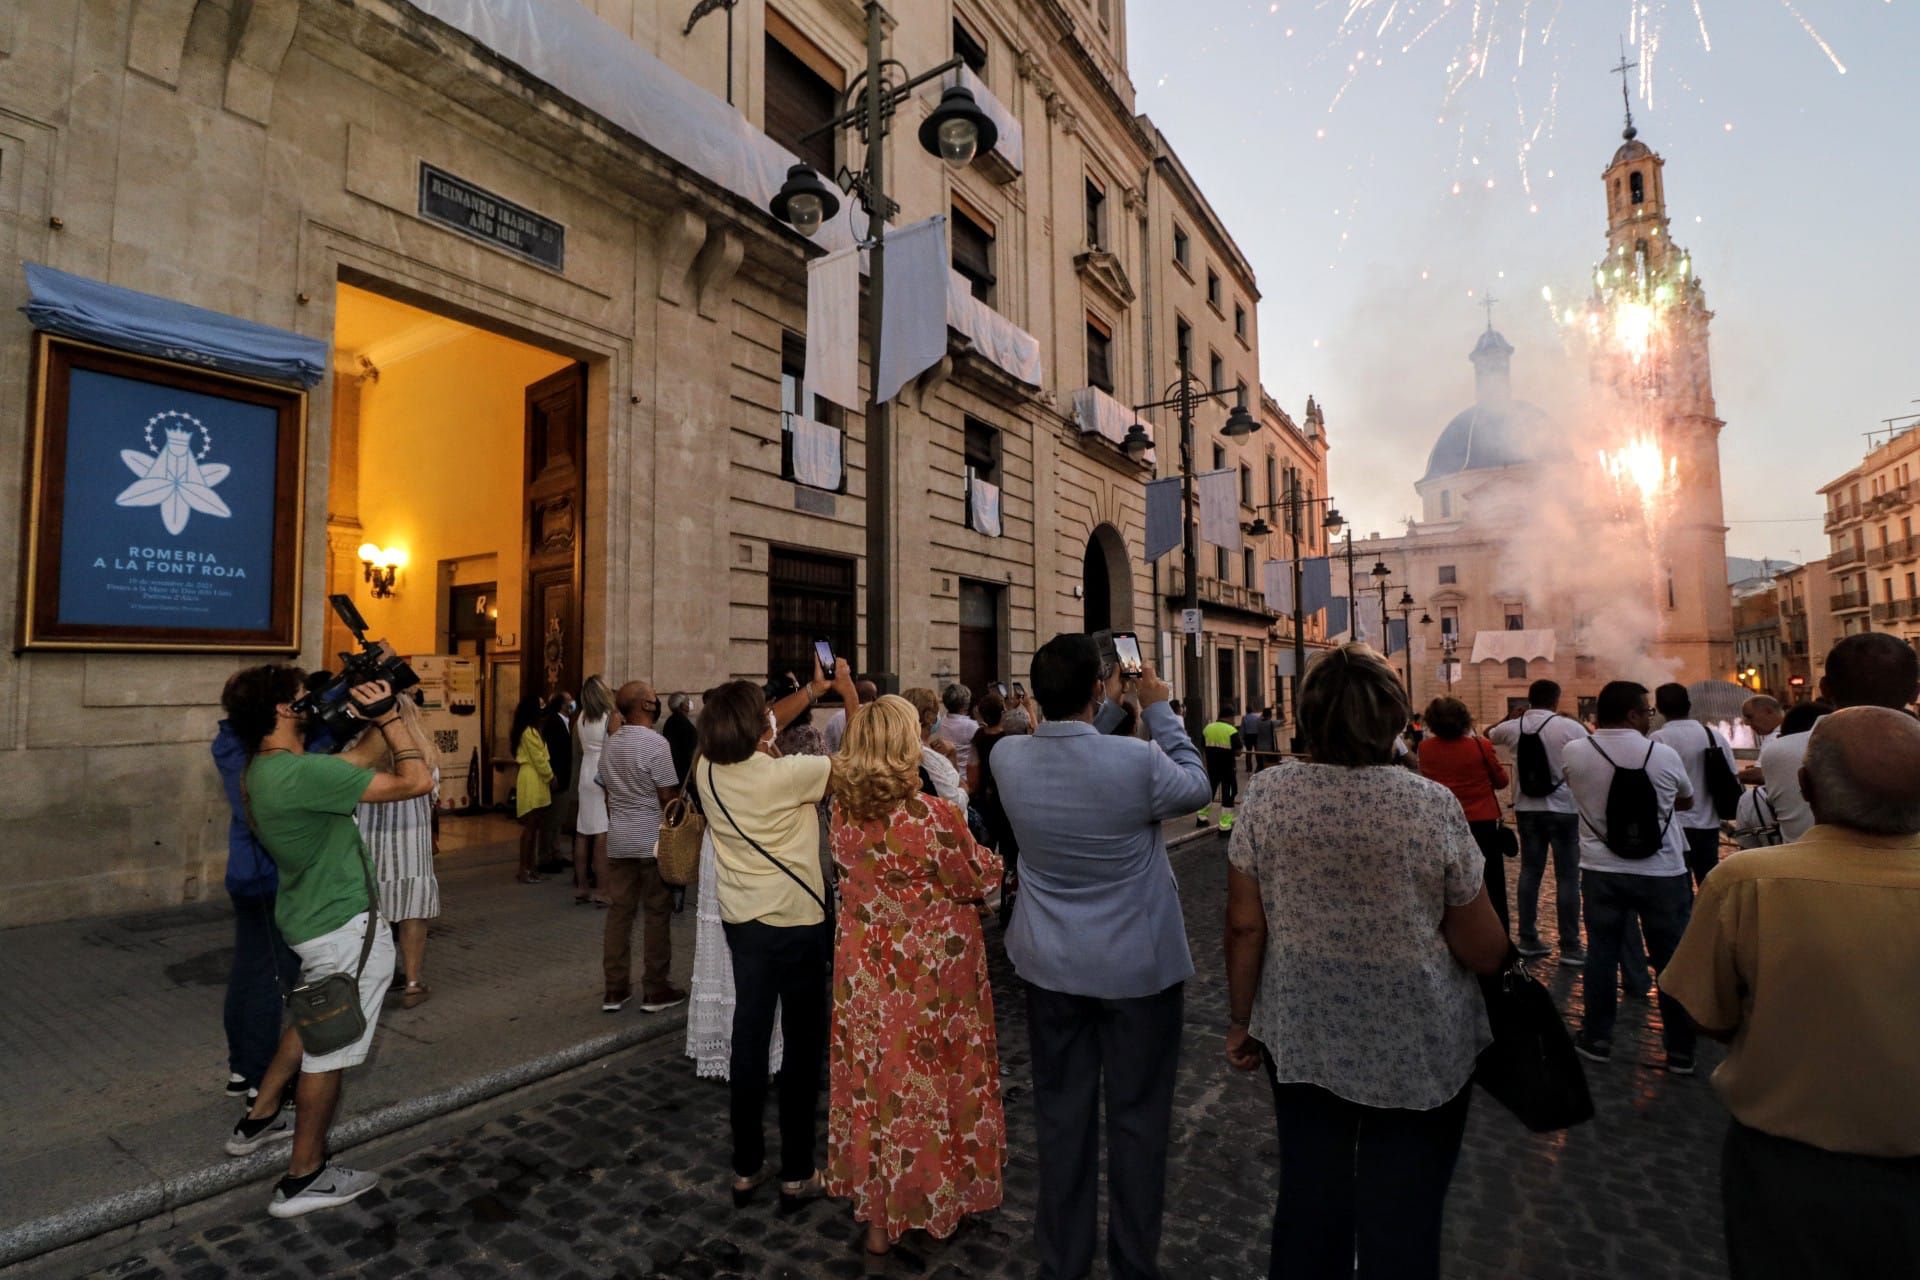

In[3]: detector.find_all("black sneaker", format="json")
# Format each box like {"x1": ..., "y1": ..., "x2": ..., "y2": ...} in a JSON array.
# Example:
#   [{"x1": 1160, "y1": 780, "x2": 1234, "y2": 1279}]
[
  {"x1": 225, "y1": 1072, "x2": 251, "y2": 1097},
  {"x1": 1573, "y1": 1034, "x2": 1612, "y2": 1064},
  {"x1": 1558, "y1": 948, "x2": 1588, "y2": 968},
  {"x1": 1515, "y1": 938, "x2": 1551, "y2": 959},
  {"x1": 225, "y1": 1107, "x2": 294, "y2": 1156},
  {"x1": 1667, "y1": 1053, "x2": 1696, "y2": 1076}
]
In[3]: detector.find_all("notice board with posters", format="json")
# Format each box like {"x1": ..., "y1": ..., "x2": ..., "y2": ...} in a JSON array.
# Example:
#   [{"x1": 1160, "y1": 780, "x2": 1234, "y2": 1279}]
[{"x1": 19, "y1": 336, "x2": 306, "y2": 651}]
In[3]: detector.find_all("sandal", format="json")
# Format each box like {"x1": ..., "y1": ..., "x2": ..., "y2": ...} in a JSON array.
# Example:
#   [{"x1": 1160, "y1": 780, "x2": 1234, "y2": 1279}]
[
  {"x1": 591, "y1": 895, "x2": 612, "y2": 908},
  {"x1": 731, "y1": 1162, "x2": 775, "y2": 1208},
  {"x1": 778, "y1": 1170, "x2": 825, "y2": 1214},
  {"x1": 573, "y1": 892, "x2": 591, "y2": 905},
  {"x1": 515, "y1": 872, "x2": 542, "y2": 885},
  {"x1": 400, "y1": 983, "x2": 432, "y2": 1009}
]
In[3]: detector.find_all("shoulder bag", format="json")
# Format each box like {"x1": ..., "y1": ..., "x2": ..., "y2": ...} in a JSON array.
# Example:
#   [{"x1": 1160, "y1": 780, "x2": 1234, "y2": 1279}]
[
  {"x1": 1473, "y1": 951, "x2": 1594, "y2": 1132},
  {"x1": 655, "y1": 755, "x2": 706, "y2": 887},
  {"x1": 705, "y1": 760, "x2": 829, "y2": 915},
  {"x1": 242, "y1": 770, "x2": 380, "y2": 1056}
]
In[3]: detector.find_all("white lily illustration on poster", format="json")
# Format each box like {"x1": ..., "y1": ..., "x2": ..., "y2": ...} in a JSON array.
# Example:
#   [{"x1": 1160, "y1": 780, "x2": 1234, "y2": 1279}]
[{"x1": 115, "y1": 410, "x2": 232, "y2": 535}]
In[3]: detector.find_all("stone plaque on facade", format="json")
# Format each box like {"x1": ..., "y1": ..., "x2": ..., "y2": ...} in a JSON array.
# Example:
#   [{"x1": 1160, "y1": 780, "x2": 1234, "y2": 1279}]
[{"x1": 418, "y1": 164, "x2": 566, "y2": 272}]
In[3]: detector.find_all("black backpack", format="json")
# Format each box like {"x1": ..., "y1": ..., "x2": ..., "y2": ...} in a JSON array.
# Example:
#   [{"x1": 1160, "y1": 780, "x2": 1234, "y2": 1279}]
[
  {"x1": 1586, "y1": 739, "x2": 1670, "y2": 859},
  {"x1": 1516, "y1": 713, "x2": 1562, "y2": 799},
  {"x1": 1699, "y1": 726, "x2": 1744, "y2": 821}
]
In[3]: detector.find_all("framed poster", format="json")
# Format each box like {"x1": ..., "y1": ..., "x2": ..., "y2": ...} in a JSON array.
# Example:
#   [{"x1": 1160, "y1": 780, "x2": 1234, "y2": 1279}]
[{"x1": 19, "y1": 335, "x2": 306, "y2": 651}]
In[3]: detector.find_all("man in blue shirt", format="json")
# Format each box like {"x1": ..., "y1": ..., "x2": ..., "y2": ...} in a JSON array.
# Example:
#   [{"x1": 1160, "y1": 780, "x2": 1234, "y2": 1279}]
[{"x1": 993, "y1": 634, "x2": 1213, "y2": 1280}]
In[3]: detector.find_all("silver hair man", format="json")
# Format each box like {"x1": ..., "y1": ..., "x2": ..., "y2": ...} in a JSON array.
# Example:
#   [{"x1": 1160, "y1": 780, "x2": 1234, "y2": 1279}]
[
  {"x1": 1801, "y1": 707, "x2": 1920, "y2": 836},
  {"x1": 667, "y1": 692, "x2": 692, "y2": 716}
]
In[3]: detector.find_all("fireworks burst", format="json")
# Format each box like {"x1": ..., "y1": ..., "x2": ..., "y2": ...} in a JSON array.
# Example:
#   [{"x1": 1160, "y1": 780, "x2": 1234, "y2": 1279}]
[{"x1": 1599, "y1": 437, "x2": 1680, "y2": 529}]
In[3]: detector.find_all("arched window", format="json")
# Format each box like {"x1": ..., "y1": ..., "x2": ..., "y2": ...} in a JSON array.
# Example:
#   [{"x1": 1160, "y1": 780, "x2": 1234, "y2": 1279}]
[
  {"x1": 1629, "y1": 171, "x2": 1645, "y2": 205},
  {"x1": 1506, "y1": 658, "x2": 1528, "y2": 680},
  {"x1": 1440, "y1": 489, "x2": 1453, "y2": 518}
]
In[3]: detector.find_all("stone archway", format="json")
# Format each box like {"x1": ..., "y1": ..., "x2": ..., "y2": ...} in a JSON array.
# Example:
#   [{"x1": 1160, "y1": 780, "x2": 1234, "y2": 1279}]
[{"x1": 1081, "y1": 523, "x2": 1134, "y2": 633}]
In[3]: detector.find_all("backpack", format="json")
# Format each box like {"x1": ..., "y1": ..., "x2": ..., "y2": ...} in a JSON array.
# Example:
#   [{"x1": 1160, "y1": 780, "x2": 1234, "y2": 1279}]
[
  {"x1": 1699, "y1": 727, "x2": 1743, "y2": 821},
  {"x1": 1586, "y1": 739, "x2": 1670, "y2": 860},
  {"x1": 1516, "y1": 713, "x2": 1562, "y2": 798}
]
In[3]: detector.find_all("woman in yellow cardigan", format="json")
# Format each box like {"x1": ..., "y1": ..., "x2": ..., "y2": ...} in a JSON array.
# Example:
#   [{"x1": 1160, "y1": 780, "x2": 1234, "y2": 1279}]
[{"x1": 512, "y1": 694, "x2": 554, "y2": 884}]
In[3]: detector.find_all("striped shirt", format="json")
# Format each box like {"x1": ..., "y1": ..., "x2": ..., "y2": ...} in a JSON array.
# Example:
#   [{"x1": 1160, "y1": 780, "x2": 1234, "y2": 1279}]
[{"x1": 600, "y1": 724, "x2": 681, "y2": 860}]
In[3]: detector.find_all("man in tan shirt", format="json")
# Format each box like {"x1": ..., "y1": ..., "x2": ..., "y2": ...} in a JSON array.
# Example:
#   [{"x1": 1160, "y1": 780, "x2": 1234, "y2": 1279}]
[{"x1": 1663, "y1": 706, "x2": 1920, "y2": 1279}]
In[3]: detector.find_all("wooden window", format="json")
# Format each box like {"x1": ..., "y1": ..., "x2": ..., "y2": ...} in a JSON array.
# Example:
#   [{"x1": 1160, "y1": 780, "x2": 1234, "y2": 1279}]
[
  {"x1": 763, "y1": 21, "x2": 838, "y2": 176},
  {"x1": 1234, "y1": 303, "x2": 1248, "y2": 342},
  {"x1": 1212, "y1": 443, "x2": 1227, "y2": 470},
  {"x1": 1085, "y1": 177, "x2": 1107, "y2": 249},
  {"x1": 1266, "y1": 455, "x2": 1278, "y2": 505},
  {"x1": 769, "y1": 548, "x2": 857, "y2": 679},
  {"x1": 1240, "y1": 464, "x2": 1253, "y2": 507},
  {"x1": 951, "y1": 204, "x2": 996, "y2": 303},
  {"x1": 1235, "y1": 378, "x2": 1249, "y2": 410},
  {"x1": 1505, "y1": 604, "x2": 1525, "y2": 630},
  {"x1": 964, "y1": 416, "x2": 1000, "y2": 486},
  {"x1": 1438, "y1": 564, "x2": 1457, "y2": 584},
  {"x1": 779, "y1": 332, "x2": 843, "y2": 491},
  {"x1": 1172, "y1": 224, "x2": 1190, "y2": 270},
  {"x1": 1506, "y1": 658, "x2": 1528, "y2": 680},
  {"x1": 1217, "y1": 545, "x2": 1229, "y2": 582},
  {"x1": 1207, "y1": 269, "x2": 1222, "y2": 311},
  {"x1": 1209, "y1": 350, "x2": 1224, "y2": 392},
  {"x1": 1175, "y1": 316, "x2": 1193, "y2": 371},
  {"x1": 1441, "y1": 608, "x2": 1458, "y2": 635},
  {"x1": 952, "y1": 17, "x2": 988, "y2": 73},
  {"x1": 1243, "y1": 547, "x2": 1255, "y2": 588},
  {"x1": 1085, "y1": 315, "x2": 1114, "y2": 393}
]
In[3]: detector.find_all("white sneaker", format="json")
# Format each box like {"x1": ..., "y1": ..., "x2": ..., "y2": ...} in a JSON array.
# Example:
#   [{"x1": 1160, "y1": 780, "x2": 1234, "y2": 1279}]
[
  {"x1": 268, "y1": 1164, "x2": 379, "y2": 1219},
  {"x1": 224, "y1": 1108, "x2": 294, "y2": 1157}
]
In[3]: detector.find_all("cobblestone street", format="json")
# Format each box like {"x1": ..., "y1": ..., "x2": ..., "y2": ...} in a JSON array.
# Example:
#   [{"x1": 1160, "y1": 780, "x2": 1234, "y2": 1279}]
[{"x1": 66, "y1": 838, "x2": 1729, "y2": 1280}]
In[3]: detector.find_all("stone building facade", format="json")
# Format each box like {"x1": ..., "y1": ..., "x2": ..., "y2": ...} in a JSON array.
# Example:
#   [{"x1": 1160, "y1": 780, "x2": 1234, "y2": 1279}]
[
  {"x1": 0, "y1": 0, "x2": 1281, "y2": 924},
  {"x1": 1815, "y1": 424, "x2": 1920, "y2": 652}
]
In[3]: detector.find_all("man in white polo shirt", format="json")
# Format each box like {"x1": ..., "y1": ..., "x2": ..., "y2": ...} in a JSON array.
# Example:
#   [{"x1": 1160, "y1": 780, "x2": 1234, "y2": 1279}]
[
  {"x1": 1562, "y1": 680, "x2": 1699, "y2": 1074},
  {"x1": 1488, "y1": 680, "x2": 1591, "y2": 963},
  {"x1": 1652, "y1": 683, "x2": 1739, "y2": 886}
]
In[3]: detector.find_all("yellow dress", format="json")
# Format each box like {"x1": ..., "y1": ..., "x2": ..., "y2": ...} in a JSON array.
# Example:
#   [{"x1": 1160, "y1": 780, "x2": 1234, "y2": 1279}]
[{"x1": 515, "y1": 727, "x2": 554, "y2": 817}]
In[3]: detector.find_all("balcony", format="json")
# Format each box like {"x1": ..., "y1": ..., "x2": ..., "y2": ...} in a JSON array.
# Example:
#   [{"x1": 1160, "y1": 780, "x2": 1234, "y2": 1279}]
[
  {"x1": 1781, "y1": 596, "x2": 1807, "y2": 616},
  {"x1": 1872, "y1": 602, "x2": 1900, "y2": 624},
  {"x1": 1164, "y1": 567, "x2": 1276, "y2": 621},
  {"x1": 1869, "y1": 542, "x2": 1898, "y2": 568},
  {"x1": 1826, "y1": 501, "x2": 1862, "y2": 529},
  {"x1": 1829, "y1": 543, "x2": 1866, "y2": 570},
  {"x1": 1831, "y1": 591, "x2": 1869, "y2": 613}
]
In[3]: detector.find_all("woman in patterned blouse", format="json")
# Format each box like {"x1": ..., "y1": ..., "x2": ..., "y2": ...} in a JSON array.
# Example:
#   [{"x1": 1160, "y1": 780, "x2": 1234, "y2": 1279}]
[{"x1": 1222, "y1": 643, "x2": 1509, "y2": 1279}]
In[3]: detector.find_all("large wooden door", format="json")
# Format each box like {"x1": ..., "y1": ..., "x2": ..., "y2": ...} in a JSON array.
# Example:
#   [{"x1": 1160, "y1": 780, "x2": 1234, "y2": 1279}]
[
  {"x1": 959, "y1": 579, "x2": 1001, "y2": 695},
  {"x1": 523, "y1": 364, "x2": 587, "y2": 703}
]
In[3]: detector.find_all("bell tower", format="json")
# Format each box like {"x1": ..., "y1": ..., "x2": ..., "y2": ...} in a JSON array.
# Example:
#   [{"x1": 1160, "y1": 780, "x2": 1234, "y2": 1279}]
[{"x1": 1588, "y1": 81, "x2": 1734, "y2": 683}]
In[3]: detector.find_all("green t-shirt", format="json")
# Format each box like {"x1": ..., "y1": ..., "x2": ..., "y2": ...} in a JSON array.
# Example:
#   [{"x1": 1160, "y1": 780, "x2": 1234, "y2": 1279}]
[
  {"x1": 1202, "y1": 720, "x2": 1239, "y2": 750},
  {"x1": 245, "y1": 752, "x2": 376, "y2": 945}
]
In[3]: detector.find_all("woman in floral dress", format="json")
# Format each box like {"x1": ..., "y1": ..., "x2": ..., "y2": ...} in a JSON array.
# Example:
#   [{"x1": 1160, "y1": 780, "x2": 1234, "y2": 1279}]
[{"x1": 826, "y1": 696, "x2": 1005, "y2": 1258}]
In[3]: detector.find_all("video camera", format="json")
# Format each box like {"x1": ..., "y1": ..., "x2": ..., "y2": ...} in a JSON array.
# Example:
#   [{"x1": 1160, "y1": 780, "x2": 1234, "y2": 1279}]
[{"x1": 294, "y1": 594, "x2": 421, "y2": 751}]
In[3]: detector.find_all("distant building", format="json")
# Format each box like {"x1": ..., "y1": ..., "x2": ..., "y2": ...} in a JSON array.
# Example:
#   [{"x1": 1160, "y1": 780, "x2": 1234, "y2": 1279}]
[
  {"x1": 1774, "y1": 559, "x2": 1836, "y2": 702},
  {"x1": 1814, "y1": 421, "x2": 1920, "y2": 653},
  {"x1": 1348, "y1": 116, "x2": 1735, "y2": 727}
]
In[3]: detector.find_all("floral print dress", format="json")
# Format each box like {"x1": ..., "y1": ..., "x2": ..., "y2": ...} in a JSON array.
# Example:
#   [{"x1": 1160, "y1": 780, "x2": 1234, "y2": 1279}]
[{"x1": 826, "y1": 794, "x2": 1006, "y2": 1242}]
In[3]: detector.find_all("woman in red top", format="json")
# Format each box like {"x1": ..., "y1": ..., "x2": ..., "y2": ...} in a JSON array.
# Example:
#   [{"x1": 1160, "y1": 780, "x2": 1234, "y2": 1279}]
[{"x1": 1418, "y1": 696, "x2": 1512, "y2": 934}]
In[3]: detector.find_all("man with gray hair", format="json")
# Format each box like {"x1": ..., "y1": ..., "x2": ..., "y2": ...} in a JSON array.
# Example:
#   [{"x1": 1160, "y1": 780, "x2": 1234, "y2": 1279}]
[
  {"x1": 1664, "y1": 706, "x2": 1920, "y2": 1278},
  {"x1": 1760, "y1": 633, "x2": 1920, "y2": 841},
  {"x1": 938, "y1": 682, "x2": 979, "y2": 771}
]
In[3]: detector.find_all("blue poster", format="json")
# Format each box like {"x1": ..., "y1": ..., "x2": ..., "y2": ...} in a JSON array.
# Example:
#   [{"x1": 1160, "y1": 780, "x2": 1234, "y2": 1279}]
[{"x1": 56, "y1": 368, "x2": 281, "y2": 630}]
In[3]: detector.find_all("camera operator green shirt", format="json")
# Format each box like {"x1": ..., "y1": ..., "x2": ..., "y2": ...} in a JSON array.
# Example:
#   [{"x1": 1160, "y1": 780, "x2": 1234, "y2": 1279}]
[{"x1": 244, "y1": 752, "x2": 376, "y2": 946}]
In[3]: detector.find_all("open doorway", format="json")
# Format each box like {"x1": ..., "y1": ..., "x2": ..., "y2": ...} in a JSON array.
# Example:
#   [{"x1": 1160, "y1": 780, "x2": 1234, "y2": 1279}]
[{"x1": 327, "y1": 282, "x2": 580, "y2": 813}]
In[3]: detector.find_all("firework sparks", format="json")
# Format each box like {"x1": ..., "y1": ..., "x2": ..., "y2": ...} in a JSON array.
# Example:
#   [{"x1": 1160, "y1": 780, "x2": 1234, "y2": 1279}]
[{"x1": 1599, "y1": 437, "x2": 1680, "y2": 527}]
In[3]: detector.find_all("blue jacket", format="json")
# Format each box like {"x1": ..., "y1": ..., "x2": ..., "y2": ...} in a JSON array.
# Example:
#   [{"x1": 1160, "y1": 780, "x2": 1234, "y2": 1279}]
[
  {"x1": 213, "y1": 721, "x2": 278, "y2": 899},
  {"x1": 993, "y1": 700, "x2": 1213, "y2": 999}
]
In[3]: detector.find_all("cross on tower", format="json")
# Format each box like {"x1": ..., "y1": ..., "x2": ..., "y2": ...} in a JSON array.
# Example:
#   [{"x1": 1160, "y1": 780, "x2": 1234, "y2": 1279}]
[
  {"x1": 1612, "y1": 37, "x2": 1638, "y2": 140},
  {"x1": 1479, "y1": 290, "x2": 1498, "y2": 332}
]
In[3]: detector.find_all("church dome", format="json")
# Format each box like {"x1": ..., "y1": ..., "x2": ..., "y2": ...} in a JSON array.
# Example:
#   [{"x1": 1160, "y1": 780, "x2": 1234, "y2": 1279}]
[
  {"x1": 1611, "y1": 137, "x2": 1652, "y2": 167},
  {"x1": 1419, "y1": 325, "x2": 1562, "y2": 485},
  {"x1": 1420, "y1": 400, "x2": 1554, "y2": 483}
]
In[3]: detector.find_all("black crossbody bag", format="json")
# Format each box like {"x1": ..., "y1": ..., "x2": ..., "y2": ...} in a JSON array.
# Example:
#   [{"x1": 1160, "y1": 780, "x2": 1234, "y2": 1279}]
[{"x1": 705, "y1": 761, "x2": 830, "y2": 917}]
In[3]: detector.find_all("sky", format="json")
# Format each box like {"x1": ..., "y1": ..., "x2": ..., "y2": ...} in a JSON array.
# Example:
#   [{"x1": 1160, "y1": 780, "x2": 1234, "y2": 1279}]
[{"x1": 1129, "y1": 1, "x2": 1918, "y2": 563}]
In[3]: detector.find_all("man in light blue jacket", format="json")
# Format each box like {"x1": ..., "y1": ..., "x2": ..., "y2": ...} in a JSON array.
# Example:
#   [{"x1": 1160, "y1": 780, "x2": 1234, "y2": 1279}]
[{"x1": 994, "y1": 633, "x2": 1213, "y2": 1280}]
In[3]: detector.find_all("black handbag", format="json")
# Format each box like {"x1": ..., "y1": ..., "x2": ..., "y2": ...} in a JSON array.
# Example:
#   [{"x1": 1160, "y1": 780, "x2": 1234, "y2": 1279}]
[
  {"x1": 1473, "y1": 953, "x2": 1595, "y2": 1132},
  {"x1": 1490, "y1": 823, "x2": 1520, "y2": 859}
]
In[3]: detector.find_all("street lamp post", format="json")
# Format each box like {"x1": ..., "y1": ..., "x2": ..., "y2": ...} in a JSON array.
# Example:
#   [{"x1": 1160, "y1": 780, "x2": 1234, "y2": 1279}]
[
  {"x1": 1123, "y1": 356, "x2": 1258, "y2": 742},
  {"x1": 767, "y1": 1, "x2": 1000, "y2": 692},
  {"x1": 1368, "y1": 558, "x2": 1417, "y2": 693},
  {"x1": 1245, "y1": 492, "x2": 1342, "y2": 737}
]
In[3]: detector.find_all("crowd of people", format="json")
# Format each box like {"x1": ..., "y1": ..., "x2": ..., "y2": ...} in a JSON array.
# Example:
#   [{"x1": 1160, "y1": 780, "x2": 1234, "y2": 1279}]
[{"x1": 205, "y1": 629, "x2": 1920, "y2": 1279}]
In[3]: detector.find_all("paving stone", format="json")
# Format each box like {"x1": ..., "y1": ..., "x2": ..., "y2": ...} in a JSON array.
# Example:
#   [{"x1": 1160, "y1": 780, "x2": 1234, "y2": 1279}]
[{"x1": 75, "y1": 842, "x2": 1726, "y2": 1278}]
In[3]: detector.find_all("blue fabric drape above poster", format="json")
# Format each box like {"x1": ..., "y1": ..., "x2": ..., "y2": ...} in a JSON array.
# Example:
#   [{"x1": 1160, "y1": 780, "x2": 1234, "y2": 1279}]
[{"x1": 23, "y1": 264, "x2": 327, "y2": 388}]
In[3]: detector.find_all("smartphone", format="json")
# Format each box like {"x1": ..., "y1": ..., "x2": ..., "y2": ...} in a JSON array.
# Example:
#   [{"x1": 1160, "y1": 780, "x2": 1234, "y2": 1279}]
[
  {"x1": 812, "y1": 637, "x2": 836, "y2": 673},
  {"x1": 1110, "y1": 631, "x2": 1144, "y2": 678}
]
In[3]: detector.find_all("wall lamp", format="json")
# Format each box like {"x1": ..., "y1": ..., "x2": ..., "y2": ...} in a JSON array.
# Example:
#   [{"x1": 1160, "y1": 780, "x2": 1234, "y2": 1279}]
[{"x1": 357, "y1": 543, "x2": 407, "y2": 598}]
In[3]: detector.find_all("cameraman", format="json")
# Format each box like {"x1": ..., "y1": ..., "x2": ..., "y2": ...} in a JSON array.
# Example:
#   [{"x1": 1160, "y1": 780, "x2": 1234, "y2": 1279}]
[{"x1": 218, "y1": 664, "x2": 433, "y2": 1219}]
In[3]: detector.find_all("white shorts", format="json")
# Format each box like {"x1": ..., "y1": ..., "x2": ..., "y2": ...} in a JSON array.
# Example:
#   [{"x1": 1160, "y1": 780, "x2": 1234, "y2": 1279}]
[{"x1": 290, "y1": 911, "x2": 395, "y2": 1072}]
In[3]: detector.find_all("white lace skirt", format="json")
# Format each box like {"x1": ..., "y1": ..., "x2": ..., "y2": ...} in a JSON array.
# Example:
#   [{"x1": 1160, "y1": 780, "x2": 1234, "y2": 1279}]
[{"x1": 685, "y1": 830, "x2": 783, "y2": 1080}]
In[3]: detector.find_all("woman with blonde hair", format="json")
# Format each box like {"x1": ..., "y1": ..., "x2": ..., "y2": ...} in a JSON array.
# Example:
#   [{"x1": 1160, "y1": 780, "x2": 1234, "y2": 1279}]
[
  {"x1": 825, "y1": 695, "x2": 1005, "y2": 1259},
  {"x1": 353, "y1": 692, "x2": 442, "y2": 1006},
  {"x1": 572, "y1": 675, "x2": 619, "y2": 906},
  {"x1": 1223, "y1": 644, "x2": 1508, "y2": 1278}
]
